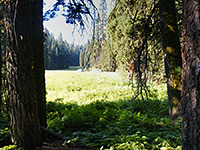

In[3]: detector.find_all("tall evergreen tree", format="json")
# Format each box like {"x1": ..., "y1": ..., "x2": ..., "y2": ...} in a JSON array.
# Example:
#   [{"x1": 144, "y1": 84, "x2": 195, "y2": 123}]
[
  {"x1": 0, "y1": 34, "x2": 2, "y2": 116},
  {"x1": 3, "y1": 0, "x2": 95, "y2": 148},
  {"x1": 85, "y1": 1, "x2": 108, "y2": 69},
  {"x1": 83, "y1": 40, "x2": 93, "y2": 69},
  {"x1": 79, "y1": 45, "x2": 84, "y2": 67},
  {"x1": 69, "y1": 45, "x2": 80, "y2": 66},
  {"x1": 181, "y1": 0, "x2": 200, "y2": 149},
  {"x1": 32, "y1": 0, "x2": 46, "y2": 128},
  {"x1": 107, "y1": 0, "x2": 164, "y2": 83},
  {"x1": 98, "y1": 0, "x2": 107, "y2": 68},
  {"x1": 44, "y1": 29, "x2": 71, "y2": 70},
  {"x1": 159, "y1": 0, "x2": 182, "y2": 120},
  {"x1": 3, "y1": 0, "x2": 43, "y2": 148},
  {"x1": 44, "y1": 28, "x2": 52, "y2": 69},
  {"x1": 0, "y1": 4, "x2": 4, "y2": 117},
  {"x1": 57, "y1": 33, "x2": 66, "y2": 69}
]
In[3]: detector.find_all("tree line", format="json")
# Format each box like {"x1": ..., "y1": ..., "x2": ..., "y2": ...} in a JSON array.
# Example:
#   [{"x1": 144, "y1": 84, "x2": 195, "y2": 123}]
[
  {"x1": 0, "y1": 0, "x2": 200, "y2": 149},
  {"x1": 44, "y1": 28, "x2": 81, "y2": 69}
]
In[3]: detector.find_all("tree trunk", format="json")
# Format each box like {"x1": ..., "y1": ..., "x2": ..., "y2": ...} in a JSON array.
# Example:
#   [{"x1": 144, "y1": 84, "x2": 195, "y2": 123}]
[
  {"x1": 159, "y1": 0, "x2": 182, "y2": 121},
  {"x1": 181, "y1": 0, "x2": 200, "y2": 149},
  {"x1": 0, "y1": 37, "x2": 2, "y2": 117},
  {"x1": 0, "y1": 7, "x2": 3, "y2": 117},
  {"x1": 3, "y1": 0, "x2": 44, "y2": 148},
  {"x1": 31, "y1": 0, "x2": 47, "y2": 128}
]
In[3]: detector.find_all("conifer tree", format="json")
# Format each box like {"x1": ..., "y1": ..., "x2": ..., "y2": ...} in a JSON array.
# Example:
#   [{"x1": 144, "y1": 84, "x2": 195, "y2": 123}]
[
  {"x1": 159, "y1": 0, "x2": 182, "y2": 120},
  {"x1": 3, "y1": 0, "x2": 95, "y2": 148},
  {"x1": 3, "y1": 0, "x2": 43, "y2": 148},
  {"x1": 181, "y1": 0, "x2": 200, "y2": 149}
]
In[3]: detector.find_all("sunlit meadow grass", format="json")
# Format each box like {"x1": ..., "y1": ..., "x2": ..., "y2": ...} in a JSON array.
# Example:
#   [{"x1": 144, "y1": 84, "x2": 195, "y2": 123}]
[
  {"x1": 45, "y1": 70, "x2": 167, "y2": 105},
  {"x1": 44, "y1": 70, "x2": 182, "y2": 150},
  {"x1": 0, "y1": 71, "x2": 181, "y2": 150},
  {"x1": 46, "y1": 71, "x2": 135, "y2": 105}
]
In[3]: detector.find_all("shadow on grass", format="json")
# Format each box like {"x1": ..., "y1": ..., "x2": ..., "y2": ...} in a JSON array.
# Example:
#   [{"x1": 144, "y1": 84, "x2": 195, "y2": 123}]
[
  {"x1": 0, "y1": 118, "x2": 11, "y2": 147},
  {"x1": 46, "y1": 98, "x2": 182, "y2": 149}
]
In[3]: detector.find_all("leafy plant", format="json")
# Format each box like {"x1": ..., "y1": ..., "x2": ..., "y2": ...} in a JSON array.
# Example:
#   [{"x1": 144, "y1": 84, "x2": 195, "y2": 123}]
[
  {"x1": 0, "y1": 119, "x2": 10, "y2": 147},
  {"x1": 45, "y1": 71, "x2": 182, "y2": 150},
  {"x1": 1, "y1": 71, "x2": 181, "y2": 149}
]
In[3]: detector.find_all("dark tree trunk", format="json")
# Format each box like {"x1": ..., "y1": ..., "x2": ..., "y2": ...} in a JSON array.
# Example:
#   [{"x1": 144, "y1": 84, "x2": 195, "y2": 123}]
[
  {"x1": 3, "y1": 0, "x2": 44, "y2": 148},
  {"x1": 0, "y1": 38, "x2": 2, "y2": 116},
  {"x1": 0, "y1": 8, "x2": 3, "y2": 117},
  {"x1": 181, "y1": 0, "x2": 200, "y2": 149},
  {"x1": 31, "y1": 0, "x2": 47, "y2": 128},
  {"x1": 159, "y1": 0, "x2": 182, "y2": 121}
]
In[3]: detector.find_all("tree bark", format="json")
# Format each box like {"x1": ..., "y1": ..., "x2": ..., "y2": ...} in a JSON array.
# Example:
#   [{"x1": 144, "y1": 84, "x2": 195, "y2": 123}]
[
  {"x1": 0, "y1": 36, "x2": 2, "y2": 117},
  {"x1": 31, "y1": 0, "x2": 47, "y2": 128},
  {"x1": 3, "y1": 0, "x2": 44, "y2": 148},
  {"x1": 181, "y1": 0, "x2": 200, "y2": 149},
  {"x1": 0, "y1": 7, "x2": 3, "y2": 117},
  {"x1": 159, "y1": 0, "x2": 182, "y2": 121}
]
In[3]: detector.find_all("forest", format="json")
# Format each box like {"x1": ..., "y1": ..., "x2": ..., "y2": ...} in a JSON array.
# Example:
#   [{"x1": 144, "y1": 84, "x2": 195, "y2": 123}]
[
  {"x1": 44, "y1": 29, "x2": 81, "y2": 69},
  {"x1": 0, "y1": 0, "x2": 200, "y2": 150}
]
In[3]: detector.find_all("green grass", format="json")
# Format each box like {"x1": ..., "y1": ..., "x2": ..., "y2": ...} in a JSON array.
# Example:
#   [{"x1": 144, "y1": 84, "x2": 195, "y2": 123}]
[
  {"x1": 0, "y1": 70, "x2": 181, "y2": 149},
  {"x1": 45, "y1": 70, "x2": 182, "y2": 150},
  {"x1": 66, "y1": 66, "x2": 82, "y2": 70},
  {"x1": 46, "y1": 71, "x2": 136, "y2": 104}
]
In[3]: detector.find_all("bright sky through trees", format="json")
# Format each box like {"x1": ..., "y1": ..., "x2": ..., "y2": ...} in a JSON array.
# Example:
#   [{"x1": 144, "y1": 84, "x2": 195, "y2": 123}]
[{"x1": 43, "y1": 0, "x2": 112, "y2": 45}]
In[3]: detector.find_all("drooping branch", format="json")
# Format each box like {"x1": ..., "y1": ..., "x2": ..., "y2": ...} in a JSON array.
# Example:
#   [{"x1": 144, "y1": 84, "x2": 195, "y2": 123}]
[
  {"x1": 131, "y1": 1, "x2": 160, "y2": 100},
  {"x1": 43, "y1": 0, "x2": 97, "y2": 30}
]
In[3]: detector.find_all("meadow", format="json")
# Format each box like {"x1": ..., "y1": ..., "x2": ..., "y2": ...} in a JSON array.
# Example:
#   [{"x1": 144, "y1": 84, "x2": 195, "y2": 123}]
[
  {"x1": 0, "y1": 70, "x2": 182, "y2": 149},
  {"x1": 44, "y1": 70, "x2": 182, "y2": 150}
]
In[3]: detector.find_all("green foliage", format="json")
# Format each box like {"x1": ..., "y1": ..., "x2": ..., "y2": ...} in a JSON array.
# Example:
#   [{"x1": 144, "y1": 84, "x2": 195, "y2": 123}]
[
  {"x1": 69, "y1": 45, "x2": 81, "y2": 66},
  {"x1": 0, "y1": 119, "x2": 10, "y2": 147},
  {"x1": 106, "y1": 0, "x2": 165, "y2": 84},
  {"x1": 44, "y1": 29, "x2": 82, "y2": 70},
  {"x1": 82, "y1": 0, "x2": 117, "y2": 72},
  {"x1": 45, "y1": 71, "x2": 181, "y2": 149},
  {"x1": 0, "y1": 145, "x2": 18, "y2": 150},
  {"x1": 46, "y1": 71, "x2": 134, "y2": 104},
  {"x1": 0, "y1": 56, "x2": 8, "y2": 117}
]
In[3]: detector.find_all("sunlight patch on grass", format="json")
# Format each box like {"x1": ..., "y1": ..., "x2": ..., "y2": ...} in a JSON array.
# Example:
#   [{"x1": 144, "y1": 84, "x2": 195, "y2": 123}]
[
  {"x1": 45, "y1": 70, "x2": 134, "y2": 105},
  {"x1": 45, "y1": 70, "x2": 181, "y2": 150}
]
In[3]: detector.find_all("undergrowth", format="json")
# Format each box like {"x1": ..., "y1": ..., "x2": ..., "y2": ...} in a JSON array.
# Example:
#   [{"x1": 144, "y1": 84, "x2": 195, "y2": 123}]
[
  {"x1": 45, "y1": 71, "x2": 182, "y2": 150},
  {"x1": 0, "y1": 119, "x2": 10, "y2": 148},
  {"x1": 46, "y1": 99, "x2": 181, "y2": 150},
  {"x1": 0, "y1": 71, "x2": 182, "y2": 149}
]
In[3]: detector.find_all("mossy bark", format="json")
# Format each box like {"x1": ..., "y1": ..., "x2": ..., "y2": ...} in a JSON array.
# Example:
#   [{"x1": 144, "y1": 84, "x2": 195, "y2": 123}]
[
  {"x1": 181, "y1": 0, "x2": 200, "y2": 149},
  {"x1": 159, "y1": 0, "x2": 182, "y2": 120}
]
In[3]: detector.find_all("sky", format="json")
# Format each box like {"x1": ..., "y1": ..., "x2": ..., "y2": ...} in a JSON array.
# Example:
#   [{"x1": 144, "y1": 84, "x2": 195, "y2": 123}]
[{"x1": 43, "y1": 0, "x2": 113, "y2": 45}]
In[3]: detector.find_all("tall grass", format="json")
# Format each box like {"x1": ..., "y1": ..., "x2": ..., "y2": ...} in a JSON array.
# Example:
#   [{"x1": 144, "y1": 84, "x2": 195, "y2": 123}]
[
  {"x1": 0, "y1": 70, "x2": 181, "y2": 150},
  {"x1": 45, "y1": 70, "x2": 181, "y2": 150},
  {"x1": 46, "y1": 71, "x2": 136, "y2": 104}
]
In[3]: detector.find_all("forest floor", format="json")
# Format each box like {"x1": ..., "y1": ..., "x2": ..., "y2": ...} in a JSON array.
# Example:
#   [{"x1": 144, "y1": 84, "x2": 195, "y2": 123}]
[
  {"x1": 40, "y1": 127, "x2": 96, "y2": 150},
  {"x1": 41, "y1": 137, "x2": 93, "y2": 150}
]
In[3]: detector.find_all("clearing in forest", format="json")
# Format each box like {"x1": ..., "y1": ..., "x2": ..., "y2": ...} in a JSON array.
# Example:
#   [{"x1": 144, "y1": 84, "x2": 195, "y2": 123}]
[{"x1": 45, "y1": 70, "x2": 181, "y2": 150}]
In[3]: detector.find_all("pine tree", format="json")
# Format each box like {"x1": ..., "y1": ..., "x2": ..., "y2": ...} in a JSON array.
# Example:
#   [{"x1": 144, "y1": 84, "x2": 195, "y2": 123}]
[
  {"x1": 44, "y1": 30, "x2": 71, "y2": 69},
  {"x1": 181, "y1": 0, "x2": 200, "y2": 149},
  {"x1": 79, "y1": 48, "x2": 84, "y2": 68},
  {"x1": 159, "y1": 0, "x2": 182, "y2": 120},
  {"x1": 0, "y1": 33, "x2": 2, "y2": 117},
  {"x1": 3, "y1": 0, "x2": 43, "y2": 148}
]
